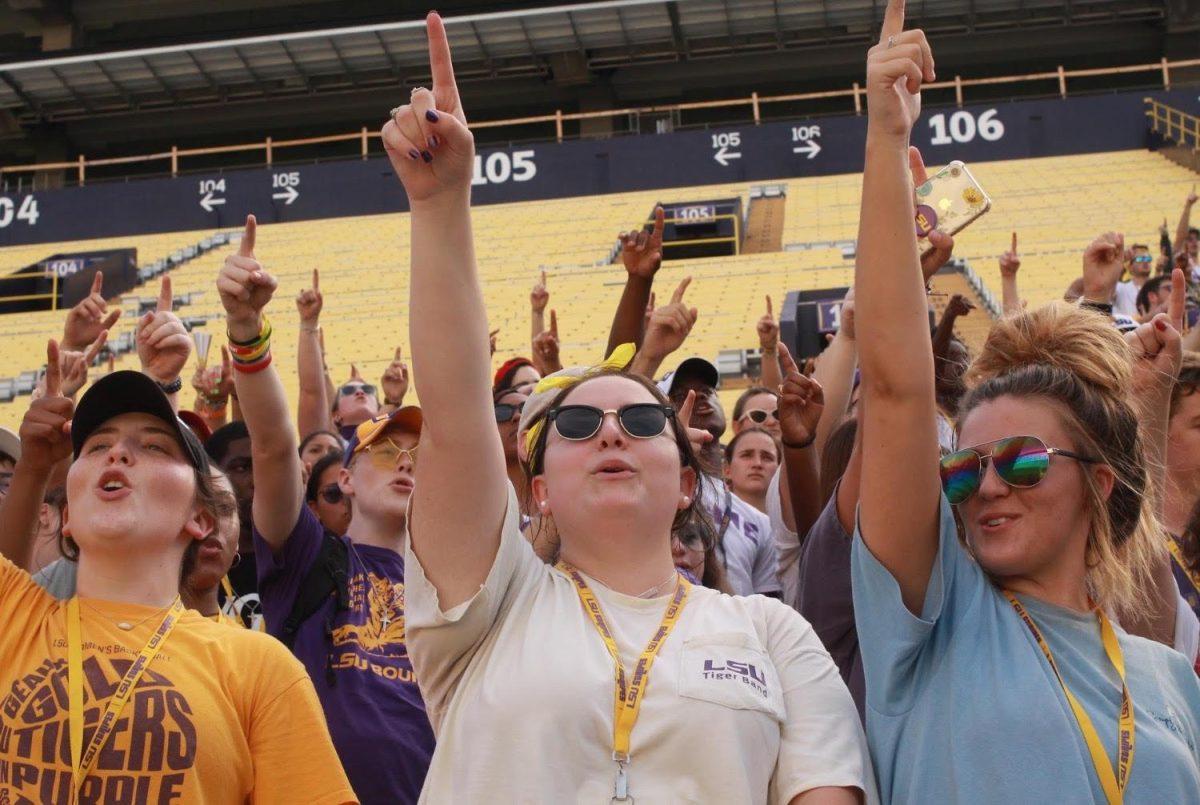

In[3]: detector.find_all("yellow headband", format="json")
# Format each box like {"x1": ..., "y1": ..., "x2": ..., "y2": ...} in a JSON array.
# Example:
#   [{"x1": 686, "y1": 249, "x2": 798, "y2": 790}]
[{"x1": 523, "y1": 342, "x2": 637, "y2": 458}]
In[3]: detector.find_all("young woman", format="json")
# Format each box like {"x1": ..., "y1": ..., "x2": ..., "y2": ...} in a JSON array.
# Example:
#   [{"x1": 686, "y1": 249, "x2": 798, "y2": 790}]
[
  {"x1": 0, "y1": 364, "x2": 353, "y2": 804},
  {"x1": 305, "y1": 451, "x2": 353, "y2": 536},
  {"x1": 387, "y1": 14, "x2": 873, "y2": 804},
  {"x1": 732, "y1": 386, "x2": 782, "y2": 440},
  {"x1": 725, "y1": 426, "x2": 780, "y2": 513},
  {"x1": 300, "y1": 429, "x2": 344, "y2": 469},
  {"x1": 851, "y1": 4, "x2": 1200, "y2": 801}
]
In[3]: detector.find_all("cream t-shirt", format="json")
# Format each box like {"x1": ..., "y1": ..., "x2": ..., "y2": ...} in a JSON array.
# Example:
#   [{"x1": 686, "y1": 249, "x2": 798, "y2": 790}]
[{"x1": 406, "y1": 485, "x2": 876, "y2": 804}]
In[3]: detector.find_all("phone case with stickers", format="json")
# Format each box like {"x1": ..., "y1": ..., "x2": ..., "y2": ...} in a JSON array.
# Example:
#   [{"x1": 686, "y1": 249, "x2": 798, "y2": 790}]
[{"x1": 914, "y1": 160, "x2": 991, "y2": 241}]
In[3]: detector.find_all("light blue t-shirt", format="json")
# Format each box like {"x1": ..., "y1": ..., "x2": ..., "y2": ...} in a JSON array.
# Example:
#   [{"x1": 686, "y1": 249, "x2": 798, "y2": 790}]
[{"x1": 851, "y1": 495, "x2": 1200, "y2": 804}]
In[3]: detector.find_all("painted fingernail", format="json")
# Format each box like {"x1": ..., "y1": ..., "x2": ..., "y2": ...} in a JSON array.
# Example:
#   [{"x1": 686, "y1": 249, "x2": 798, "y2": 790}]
[
  {"x1": 408, "y1": 149, "x2": 420, "y2": 160},
  {"x1": 428, "y1": 135, "x2": 438, "y2": 148},
  {"x1": 1156, "y1": 319, "x2": 1167, "y2": 331},
  {"x1": 425, "y1": 109, "x2": 439, "y2": 123},
  {"x1": 421, "y1": 150, "x2": 433, "y2": 163}
]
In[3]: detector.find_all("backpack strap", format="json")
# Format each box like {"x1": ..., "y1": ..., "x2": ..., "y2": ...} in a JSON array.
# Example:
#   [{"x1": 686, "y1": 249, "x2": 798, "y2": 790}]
[{"x1": 281, "y1": 531, "x2": 350, "y2": 651}]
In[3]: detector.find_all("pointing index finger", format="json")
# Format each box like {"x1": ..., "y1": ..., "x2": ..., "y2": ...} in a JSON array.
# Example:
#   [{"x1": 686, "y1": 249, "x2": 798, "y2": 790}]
[
  {"x1": 677, "y1": 389, "x2": 696, "y2": 429},
  {"x1": 1011, "y1": 232, "x2": 1018, "y2": 255},
  {"x1": 394, "y1": 346, "x2": 404, "y2": 361},
  {"x1": 766, "y1": 295, "x2": 773, "y2": 318},
  {"x1": 91, "y1": 271, "x2": 103, "y2": 295},
  {"x1": 312, "y1": 268, "x2": 320, "y2": 292},
  {"x1": 671, "y1": 276, "x2": 692, "y2": 305},
  {"x1": 45, "y1": 339, "x2": 62, "y2": 398},
  {"x1": 549, "y1": 309, "x2": 558, "y2": 338},
  {"x1": 157, "y1": 275, "x2": 172, "y2": 313},
  {"x1": 426, "y1": 12, "x2": 459, "y2": 110},
  {"x1": 1170, "y1": 267, "x2": 1187, "y2": 333},
  {"x1": 83, "y1": 330, "x2": 108, "y2": 364},
  {"x1": 238, "y1": 215, "x2": 257, "y2": 258},
  {"x1": 880, "y1": 0, "x2": 906, "y2": 42},
  {"x1": 777, "y1": 341, "x2": 800, "y2": 377}
]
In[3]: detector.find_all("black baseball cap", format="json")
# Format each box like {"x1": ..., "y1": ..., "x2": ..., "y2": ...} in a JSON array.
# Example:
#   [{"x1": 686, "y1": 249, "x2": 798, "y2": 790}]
[
  {"x1": 71, "y1": 371, "x2": 210, "y2": 472},
  {"x1": 657, "y1": 357, "x2": 720, "y2": 396}
]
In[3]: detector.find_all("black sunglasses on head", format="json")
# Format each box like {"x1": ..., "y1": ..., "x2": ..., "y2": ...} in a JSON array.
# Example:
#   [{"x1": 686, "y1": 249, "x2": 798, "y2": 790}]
[
  {"x1": 494, "y1": 402, "x2": 525, "y2": 423},
  {"x1": 340, "y1": 383, "x2": 376, "y2": 397},
  {"x1": 548, "y1": 403, "x2": 675, "y2": 442}
]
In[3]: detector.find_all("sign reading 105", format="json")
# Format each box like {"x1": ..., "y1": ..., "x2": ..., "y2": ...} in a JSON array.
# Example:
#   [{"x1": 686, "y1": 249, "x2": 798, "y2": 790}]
[
  {"x1": 472, "y1": 150, "x2": 537, "y2": 186},
  {"x1": 0, "y1": 195, "x2": 39, "y2": 227}
]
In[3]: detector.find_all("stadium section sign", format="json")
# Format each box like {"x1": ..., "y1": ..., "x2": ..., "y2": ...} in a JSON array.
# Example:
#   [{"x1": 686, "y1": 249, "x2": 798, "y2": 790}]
[{"x1": 0, "y1": 89, "x2": 1194, "y2": 247}]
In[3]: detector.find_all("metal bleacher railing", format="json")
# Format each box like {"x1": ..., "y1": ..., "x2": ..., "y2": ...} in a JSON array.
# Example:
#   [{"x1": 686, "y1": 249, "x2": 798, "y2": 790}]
[
  {"x1": 2, "y1": 56, "x2": 1199, "y2": 189},
  {"x1": 1145, "y1": 98, "x2": 1200, "y2": 151}
]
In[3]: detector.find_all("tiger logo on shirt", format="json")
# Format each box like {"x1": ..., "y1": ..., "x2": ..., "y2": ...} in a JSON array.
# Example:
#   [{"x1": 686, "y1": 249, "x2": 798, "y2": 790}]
[{"x1": 331, "y1": 572, "x2": 406, "y2": 656}]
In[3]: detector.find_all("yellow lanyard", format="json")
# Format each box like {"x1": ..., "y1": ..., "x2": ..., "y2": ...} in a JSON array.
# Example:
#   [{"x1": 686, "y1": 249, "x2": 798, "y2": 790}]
[
  {"x1": 1005, "y1": 592, "x2": 1134, "y2": 805},
  {"x1": 1167, "y1": 538, "x2": 1200, "y2": 598},
  {"x1": 556, "y1": 562, "x2": 690, "y2": 803},
  {"x1": 66, "y1": 597, "x2": 183, "y2": 803}
]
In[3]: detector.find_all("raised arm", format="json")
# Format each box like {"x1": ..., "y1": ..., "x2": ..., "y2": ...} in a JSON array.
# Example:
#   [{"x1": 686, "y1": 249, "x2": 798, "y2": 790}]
[
  {"x1": 530, "y1": 270, "x2": 548, "y2": 368},
  {"x1": 628, "y1": 276, "x2": 696, "y2": 379},
  {"x1": 854, "y1": 0, "x2": 942, "y2": 615},
  {"x1": 1119, "y1": 269, "x2": 1185, "y2": 645},
  {"x1": 810, "y1": 290, "x2": 856, "y2": 459},
  {"x1": 295, "y1": 269, "x2": 333, "y2": 438},
  {"x1": 217, "y1": 216, "x2": 304, "y2": 550},
  {"x1": 386, "y1": 13, "x2": 508, "y2": 609},
  {"x1": 379, "y1": 346, "x2": 410, "y2": 413},
  {"x1": 931, "y1": 294, "x2": 974, "y2": 362},
  {"x1": 606, "y1": 206, "x2": 664, "y2": 354},
  {"x1": 1173, "y1": 187, "x2": 1196, "y2": 258},
  {"x1": 758, "y1": 295, "x2": 783, "y2": 390},
  {"x1": 777, "y1": 344, "x2": 825, "y2": 542},
  {"x1": 999, "y1": 232, "x2": 1023, "y2": 316},
  {"x1": 0, "y1": 342, "x2": 73, "y2": 569}
]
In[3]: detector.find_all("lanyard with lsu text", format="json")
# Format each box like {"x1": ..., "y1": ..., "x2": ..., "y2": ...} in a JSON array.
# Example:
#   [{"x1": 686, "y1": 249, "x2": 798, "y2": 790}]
[
  {"x1": 1005, "y1": 591, "x2": 1134, "y2": 805},
  {"x1": 65, "y1": 596, "x2": 184, "y2": 803},
  {"x1": 556, "y1": 562, "x2": 690, "y2": 803},
  {"x1": 1167, "y1": 538, "x2": 1200, "y2": 598}
]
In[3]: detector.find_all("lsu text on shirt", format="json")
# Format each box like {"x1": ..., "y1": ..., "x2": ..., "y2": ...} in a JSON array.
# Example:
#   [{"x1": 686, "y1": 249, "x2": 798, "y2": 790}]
[
  {"x1": 700, "y1": 474, "x2": 780, "y2": 597},
  {"x1": 405, "y1": 484, "x2": 876, "y2": 804},
  {"x1": 254, "y1": 505, "x2": 433, "y2": 804},
  {"x1": 851, "y1": 494, "x2": 1200, "y2": 804},
  {"x1": 0, "y1": 553, "x2": 355, "y2": 805}
]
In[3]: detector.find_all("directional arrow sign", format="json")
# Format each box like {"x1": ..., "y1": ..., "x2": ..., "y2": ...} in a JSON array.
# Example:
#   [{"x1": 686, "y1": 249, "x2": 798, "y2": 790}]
[
  {"x1": 713, "y1": 146, "x2": 742, "y2": 167},
  {"x1": 199, "y1": 191, "x2": 225, "y2": 212},
  {"x1": 272, "y1": 186, "x2": 299, "y2": 205},
  {"x1": 792, "y1": 140, "x2": 822, "y2": 160}
]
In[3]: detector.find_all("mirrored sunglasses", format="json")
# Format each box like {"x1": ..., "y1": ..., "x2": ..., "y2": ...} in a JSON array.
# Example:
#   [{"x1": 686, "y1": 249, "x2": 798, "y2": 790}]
[{"x1": 939, "y1": 435, "x2": 1097, "y2": 506}]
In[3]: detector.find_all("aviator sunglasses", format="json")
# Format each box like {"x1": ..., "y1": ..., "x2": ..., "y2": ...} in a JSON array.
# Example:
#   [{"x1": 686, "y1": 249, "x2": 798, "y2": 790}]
[
  {"x1": 547, "y1": 403, "x2": 676, "y2": 442},
  {"x1": 939, "y1": 435, "x2": 1098, "y2": 505}
]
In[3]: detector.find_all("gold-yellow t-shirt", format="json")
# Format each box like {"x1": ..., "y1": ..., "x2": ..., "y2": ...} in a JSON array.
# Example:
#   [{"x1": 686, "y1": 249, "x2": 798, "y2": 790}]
[{"x1": 0, "y1": 555, "x2": 358, "y2": 804}]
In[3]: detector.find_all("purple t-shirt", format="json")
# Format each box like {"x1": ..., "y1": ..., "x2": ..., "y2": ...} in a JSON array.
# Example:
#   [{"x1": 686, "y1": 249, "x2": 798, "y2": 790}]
[
  {"x1": 254, "y1": 506, "x2": 433, "y2": 804},
  {"x1": 795, "y1": 493, "x2": 864, "y2": 721}
]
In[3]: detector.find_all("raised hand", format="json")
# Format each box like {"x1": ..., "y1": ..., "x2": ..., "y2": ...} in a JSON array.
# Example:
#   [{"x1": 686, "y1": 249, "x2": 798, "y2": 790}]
[
  {"x1": 621, "y1": 206, "x2": 665, "y2": 279},
  {"x1": 945, "y1": 293, "x2": 975, "y2": 319},
  {"x1": 381, "y1": 346, "x2": 410, "y2": 405},
  {"x1": 1187, "y1": 185, "x2": 1198, "y2": 207},
  {"x1": 62, "y1": 271, "x2": 121, "y2": 352},
  {"x1": 532, "y1": 310, "x2": 562, "y2": 373},
  {"x1": 57, "y1": 330, "x2": 108, "y2": 399},
  {"x1": 866, "y1": 0, "x2": 935, "y2": 144},
  {"x1": 674, "y1": 388, "x2": 713, "y2": 456},
  {"x1": 1082, "y1": 231, "x2": 1125, "y2": 302},
  {"x1": 643, "y1": 292, "x2": 657, "y2": 333},
  {"x1": 192, "y1": 345, "x2": 233, "y2": 406},
  {"x1": 217, "y1": 215, "x2": 277, "y2": 342},
  {"x1": 1000, "y1": 232, "x2": 1021, "y2": 277},
  {"x1": 642, "y1": 276, "x2": 698, "y2": 361},
  {"x1": 910, "y1": 148, "x2": 956, "y2": 280},
  {"x1": 296, "y1": 268, "x2": 323, "y2": 324},
  {"x1": 137, "y1": 275, "x2": 191, "y2": 385},
  {"x1": 1127, "y1": 269, "x2": 1185, "y2": 404},
  {"x1": 21, "y1": 340, "x2": 75, "y2": 473},
  {"x1": 777, "y1": 343, "x2": 824, "y2": 448},
  {"x1": 381, "y1": 12, "x2": 474, "y2": 203},
  {"x1": 757, "y1": 295, "x2": 779, "y2": 352},
  {"x1": 530, "y1": 270, "x2": 549, "y2": 313}
]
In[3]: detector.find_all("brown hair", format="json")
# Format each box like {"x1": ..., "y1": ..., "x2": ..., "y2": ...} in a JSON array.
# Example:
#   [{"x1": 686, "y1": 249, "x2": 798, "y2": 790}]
[
  {"x1": 1170, "y1": 351, "x2": 1200, "y2": 420},
  {"x1": 724, "y1": 426, "x2": 781, "y2": 464},
  {"x1": 524, "y1": 369, "x2": 709, "y2": 564},
  {"x1": 820, "y1": 417, "x2": 859, "y2": 508},
  {"x1": 959, "y1": 302, "x2": 1164, "y2": 619}
]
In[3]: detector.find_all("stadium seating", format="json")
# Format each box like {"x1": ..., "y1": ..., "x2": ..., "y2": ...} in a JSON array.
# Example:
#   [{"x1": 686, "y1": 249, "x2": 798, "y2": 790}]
[{"x1": 0, "y1": 149, "x2": 1196, "y2": 431}]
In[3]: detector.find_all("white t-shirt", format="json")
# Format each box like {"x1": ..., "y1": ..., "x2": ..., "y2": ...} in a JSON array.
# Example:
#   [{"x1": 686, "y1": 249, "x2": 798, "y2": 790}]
[
  {"x1": 405, "y1": 485, "x2": 876, "y2": 804},
  {"x1": 700, "y1": 474, "x2": 781, "y2": 597},
  {"x1": 1113, "y1": 280, "x2": 1140, "y2": 319},
  {"x1": 766, "y1": 468, "x2": 802, "y2": 609}
]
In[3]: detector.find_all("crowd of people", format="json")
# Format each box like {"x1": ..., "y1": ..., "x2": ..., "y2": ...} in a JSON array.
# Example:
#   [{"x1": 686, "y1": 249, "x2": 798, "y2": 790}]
[{"x1": 2, "y1": 3, "x2": 1200, "y2": 803}]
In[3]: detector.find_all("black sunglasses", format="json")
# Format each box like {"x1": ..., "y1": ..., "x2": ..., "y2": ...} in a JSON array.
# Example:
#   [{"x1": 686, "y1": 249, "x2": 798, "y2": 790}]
[
  {"x1": 740, "y1": 409, "x2": 779, "y2": 424},
  {"x1": 940, "y1": 435, "x2": 1097, "y2": 506},
  {"x1": 319, "y1": 483, "x2": 345, "y2": 505},
  {"x1": 340, "y1": 383, "x2": 377, "y2": 397},
  {"x1": 548, "y1": 403, "x2": 675, "y2": 442},
  {"x1": 494, "y1": 402, "x2": 525, "y2": 423}
]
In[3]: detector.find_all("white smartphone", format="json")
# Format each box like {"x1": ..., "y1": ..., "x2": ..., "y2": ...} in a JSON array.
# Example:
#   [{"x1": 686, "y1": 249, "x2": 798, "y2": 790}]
[{"x1": 914, "y1": 160, "x2": 992, "y2": 241}]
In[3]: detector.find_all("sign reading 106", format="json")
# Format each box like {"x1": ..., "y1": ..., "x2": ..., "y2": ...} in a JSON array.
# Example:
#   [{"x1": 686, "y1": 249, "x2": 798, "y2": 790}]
[{"x1": 927, "y1": 109, "x2": 1005, "y2": 146}]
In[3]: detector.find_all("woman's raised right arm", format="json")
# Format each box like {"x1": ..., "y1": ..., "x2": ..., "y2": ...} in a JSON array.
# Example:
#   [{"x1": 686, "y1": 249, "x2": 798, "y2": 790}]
[
  {"x1": 854, "y1": 0, "x2": 943, "y2": 616},
  {"x1": 388, "y1": 13, "x2": 508, "y2": 610}
]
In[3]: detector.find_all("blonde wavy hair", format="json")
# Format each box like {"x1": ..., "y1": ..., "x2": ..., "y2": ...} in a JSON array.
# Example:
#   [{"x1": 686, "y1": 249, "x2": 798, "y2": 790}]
[{"x1": 959, "y1": 302, "x2": 1165, "y2": 620}]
